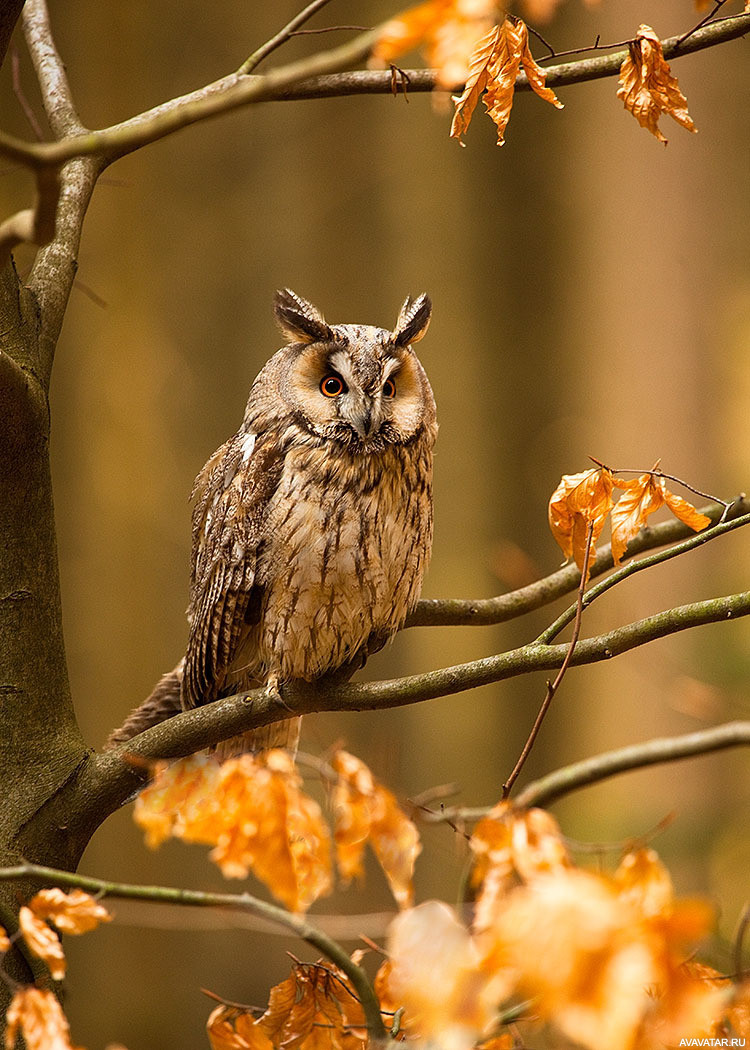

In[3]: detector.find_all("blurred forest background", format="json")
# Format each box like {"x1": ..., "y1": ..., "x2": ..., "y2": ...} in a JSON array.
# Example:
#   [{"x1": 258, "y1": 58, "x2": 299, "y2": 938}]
[{"x1": 1, "y1": 1, "x2": 749, "y2": 1046}]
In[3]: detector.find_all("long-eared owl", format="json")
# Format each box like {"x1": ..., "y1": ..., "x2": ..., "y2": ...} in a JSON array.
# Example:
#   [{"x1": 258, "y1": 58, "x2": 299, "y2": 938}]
[{"x1": 182, "y1": 290, "x2": 437, "y2": 753}]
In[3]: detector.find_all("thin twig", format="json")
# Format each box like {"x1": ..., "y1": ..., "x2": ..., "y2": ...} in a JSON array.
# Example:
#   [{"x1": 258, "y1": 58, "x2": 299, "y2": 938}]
[
  {"x1": 0, "y1": 863, "x2": 387, "y2": 1041},
  {"x1": 238, "y1": 0, "x2": 336, "y2": 75},
  {"x1": 734, "y1": 902, "x2": 750, "y2": 982},
  {"x1": 502, "y1": 521, "x2": 594, "y2": 799},
  {"x1": 589, "y1": 456, "x2": 733, "y2": 520},
  {"x1": 676, "y1": 0, "x2": 730, "y2": 46},
  {"x1": 11, "y1": 45, "x2": 45, "y2": 140},
  {"x1": 290, "y1": 26, "x2": 369, "y2": 36}
]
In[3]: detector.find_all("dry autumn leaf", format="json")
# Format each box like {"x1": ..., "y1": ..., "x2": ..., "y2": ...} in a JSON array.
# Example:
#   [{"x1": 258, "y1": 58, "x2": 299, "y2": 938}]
[
  {"x1": 611, "y1": 470, "x2": 710, "y2": 563},
  {"x1": 0, "y1": 926, "x2": 9, "y2": 953},
  {"x1": 28, "y1": 887, "x2": 111, "y2": 935},
  {"x1": 5, "y1": 986, "x2": 76, "y2": 1050},
  {"x1": 451, "y1": 16, "x2": 562, "y2": 145},
  {"x1": 385, "y1": 901, "x2": 508, "y2": 1049},
  {"x1": 332, "y1": 750, "x2": 421, "y2": 909},
  {"x1": 616, "y1": 25, "x2": 698, "y2": 144},
  {"x1": 135, "y1": 751, "x2": 332, "y2": 913},
  {"x1": 548, "y1": 466, "x2": 614, "y2": 575},
  {"x1": 18, "y1": 905, "x2": 66, "y2": 981},
  {"x1": 372, "y1": 0, "x2": 498, "y2": 91}
]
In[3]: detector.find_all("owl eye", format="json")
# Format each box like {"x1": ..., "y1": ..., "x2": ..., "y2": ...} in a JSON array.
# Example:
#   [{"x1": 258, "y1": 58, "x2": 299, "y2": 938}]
[
  {"x1": 383, "y1": 377, "x2": 396, "y2": 399},
  {"x1": 320, "y1": 374, "x2": 347, "y2": 397}
]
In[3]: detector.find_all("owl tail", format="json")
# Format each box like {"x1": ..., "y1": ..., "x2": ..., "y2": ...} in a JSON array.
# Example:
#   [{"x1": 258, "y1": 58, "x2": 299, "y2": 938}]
[
  {"x1": 108, "y1": 660, "x2": 301, "y2": 760},
  {"x1": 213, "y1": 717, "x2": 302, "y2": 762}
]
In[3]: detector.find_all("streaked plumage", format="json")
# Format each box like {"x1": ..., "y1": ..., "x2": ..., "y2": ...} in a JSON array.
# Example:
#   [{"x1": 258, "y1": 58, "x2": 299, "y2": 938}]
[{"x1": 182, "y1": 290, "x2": 437, "y2": 753}]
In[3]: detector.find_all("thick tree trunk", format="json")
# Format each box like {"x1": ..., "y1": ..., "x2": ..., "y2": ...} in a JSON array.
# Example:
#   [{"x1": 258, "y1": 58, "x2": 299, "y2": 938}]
[{"x1": 0, "y1": 259, "x2": 90, "y2": 986}]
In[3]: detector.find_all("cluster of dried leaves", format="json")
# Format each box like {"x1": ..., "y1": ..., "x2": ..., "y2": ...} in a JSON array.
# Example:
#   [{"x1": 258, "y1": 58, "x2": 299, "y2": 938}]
[
  {"x1": 1, "y1": 889, "x2": 112, "y2": 1050},
  {"x1": 208, "y1": 806, "x2": 749, "y2": 1050},
  {"x1": 372, "y1": 1, "x2": 708, "y2": 144},
  {"x1": 134, "y1": 749, "x2": 420, "y2": 913},
  {"x1": 548, "y1": 464, "x2": 711, "y2": 580}
]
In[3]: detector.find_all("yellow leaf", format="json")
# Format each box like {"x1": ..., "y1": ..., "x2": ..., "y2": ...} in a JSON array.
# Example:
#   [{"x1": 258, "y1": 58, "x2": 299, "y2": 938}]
[
  {"x1": 616, "y1": 25, "x2": 697, "y2": 144},
  {"x1": 18, "y1": 906, "x2": 66, "y2": 981},
  {"x1": 5, "y1": 986, "x2": 75, "y2": 1050},
  {"x1": 548, "y1": 466, "x2": 614, "y2": 577},
  {"x1": 332, "y1": 751, "x2": 420, "y2": 909},
  {"x1": 29, "y1": 888, "x2": 111, "y2": 935}
]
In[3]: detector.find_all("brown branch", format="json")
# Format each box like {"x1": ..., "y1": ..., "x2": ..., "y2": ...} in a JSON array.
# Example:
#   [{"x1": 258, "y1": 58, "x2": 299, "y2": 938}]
[
  {"x1": 1, "y1": 14, "x2": 747, "y2": 170},
  {"x1": 513, "y1": 721, "x2": 750, "y2": 809},
  {"x1": 21, "y1": 0, "x2": 85, "y2": 137},
  {"x1": 78, "y1": 588, "x2": 750, "y2": 829}
]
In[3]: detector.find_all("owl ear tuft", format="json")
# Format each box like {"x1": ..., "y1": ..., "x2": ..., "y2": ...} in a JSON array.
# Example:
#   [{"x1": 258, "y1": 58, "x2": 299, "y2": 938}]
[
  {"x1": 392, "y1": 294, "x2": 432, "y2": 347},
  {"x1": 274, "y1": 289, "x2": 332, "y2": 344}
]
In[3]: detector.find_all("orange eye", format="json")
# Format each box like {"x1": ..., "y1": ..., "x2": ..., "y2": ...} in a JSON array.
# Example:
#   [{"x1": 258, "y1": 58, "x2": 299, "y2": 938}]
[
  {"x1": 383, "y1": 377, "x2": 396, "y2": 399},
  {"x1": 320, "y1": 374, "x2": 346, "y2": 397}
]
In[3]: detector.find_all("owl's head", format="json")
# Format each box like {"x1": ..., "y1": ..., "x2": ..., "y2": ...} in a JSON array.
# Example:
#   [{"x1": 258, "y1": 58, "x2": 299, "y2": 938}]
[{"x1": 255, "y1": 289, "x2": 437, "y2": 451}]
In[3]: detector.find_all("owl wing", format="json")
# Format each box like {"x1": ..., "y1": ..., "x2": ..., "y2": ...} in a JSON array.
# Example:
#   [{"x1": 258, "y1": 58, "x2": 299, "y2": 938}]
[{"x1": 182, "y1": 429, "x2": 282, "y2": 709}]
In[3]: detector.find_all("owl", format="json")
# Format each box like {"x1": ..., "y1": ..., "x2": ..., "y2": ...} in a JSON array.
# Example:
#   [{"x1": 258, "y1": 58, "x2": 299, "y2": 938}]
[{"x1": 179, "y1": 289, "x2": 437, "y2": 755}]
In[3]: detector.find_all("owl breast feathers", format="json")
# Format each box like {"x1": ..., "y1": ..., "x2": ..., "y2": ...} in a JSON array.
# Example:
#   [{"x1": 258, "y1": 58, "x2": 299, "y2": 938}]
[{"x1": 180, "y1": 290, "x2": 437, "y2": 750}]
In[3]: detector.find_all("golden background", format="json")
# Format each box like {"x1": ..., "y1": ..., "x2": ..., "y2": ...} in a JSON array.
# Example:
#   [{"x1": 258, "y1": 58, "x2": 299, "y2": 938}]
[{"x1": 1, "y1": 1, "x2": 749, "y2": 1046}]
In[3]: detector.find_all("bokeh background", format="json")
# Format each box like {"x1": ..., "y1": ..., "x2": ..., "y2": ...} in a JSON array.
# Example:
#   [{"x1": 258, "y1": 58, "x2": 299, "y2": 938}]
[{"x1": 1, "y1": 0, "x2": 749, "y2": 1045}]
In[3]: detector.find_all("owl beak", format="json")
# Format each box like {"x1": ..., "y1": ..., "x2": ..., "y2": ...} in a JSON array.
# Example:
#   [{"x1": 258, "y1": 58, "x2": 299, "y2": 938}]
[{"x1": 351, "y1": 406, "x2": 374, "y2": 439}]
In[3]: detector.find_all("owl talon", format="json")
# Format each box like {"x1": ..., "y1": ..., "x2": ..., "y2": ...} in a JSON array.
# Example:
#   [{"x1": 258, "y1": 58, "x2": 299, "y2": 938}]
[{"x1": 264, "y1": 677, "x2": 295, "y2": 715}]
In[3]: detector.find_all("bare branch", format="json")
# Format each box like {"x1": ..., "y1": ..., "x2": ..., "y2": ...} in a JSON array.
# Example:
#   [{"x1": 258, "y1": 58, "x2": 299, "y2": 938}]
[
  {"x1": 82, "y1": 587, "x2": 750, "y2": 831},
  {"x1": 513, "y1": 721, "x2": 750, "y2": 809},
  {"x1": 0, "y1": 165, "x2": 60, "y2": 266},
  {"x1": 0, "y1": 864, "x2": 387, "y2": 1040},
  {"x1": 22, "y1": 0, "x2": 85, "y2": 137},
  {"x1": 1, "y1": 14, "x2": 747, "y2": 170}
]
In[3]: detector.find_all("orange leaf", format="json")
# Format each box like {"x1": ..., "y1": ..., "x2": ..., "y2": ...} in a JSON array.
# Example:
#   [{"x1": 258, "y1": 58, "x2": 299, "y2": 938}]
[
  {"x1": 371, "y1": 0, "x2": 454, "y2": 66},
  {"x1": 5, "y1": 986, "x2": 75, "y2": 1050},
  {"x1": 452, "y1": 17, "x2": 561, "y2": 145},
  {"x1": 385, "y1": 901, "x2": 506, "y2": 1045},
  {"x1": 372, "y1": 0, "x2": 497, "y2": 91},
  {"x1": 610, "y1": 472, "x2": 666, "y2": 563},
  {"x1": 613, "y1": 848, "x2": 674, "y2": 918},
  {"x1": 611, "y1": 472, "x2": 711, "y2": 563},
  {"x1": 28, "y1": 888, "x2": 111, "y2": 935},
  {"x1": 134, "y1": 751, "x2": 332, "y2": 913},
  {"x1": 663, "y1": 487, "x2": 711, "y2": 532},
  {"x1": 450, "y1": 23, "x2": 502, "y2": 141},
  {"x1": 207, "y1": 1006, "x2": 274, "y2": 1050},
  {"x1": 256, "y1": 964, "x2": 368, "y2": 1050},
  {"x1": 18, "y1": 906, "x2": 66, "y2": 981},
  {"x1": 616, "y1": 25, "x2": 697, "y2": 144},
  {"x1": 0, "y1": 926, "x2": 9, "y2": 954},
  {"x1": 332, "y1": 751, "x2": 420, "y2": 909},
  {"x1": 548, "y1": 467, "x2": 614, "y2": 576}
]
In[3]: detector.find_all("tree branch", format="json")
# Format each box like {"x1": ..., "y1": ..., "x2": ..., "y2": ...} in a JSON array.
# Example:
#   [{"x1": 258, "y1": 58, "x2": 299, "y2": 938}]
[
  {"x1": 417, "y1": 721, "x2": 750, "y2": 823},
  {"x1": 409, "y1": 497, "x2": 750, "y2": 629},
  {"x1": 514, "y1": 721, "x2": 750, "y2": 809},
  {"x1": 1, "y1": 14, "x2": 747, "y2": 170},
  {"x1": 79, "y1": 587, "x2": 750, "y2": 828},
  {"x1": 238, "y1": 0, "x2": 335, "y2": 75},
  {"x1": 22, "y1": 0, "x2": 85, "y2": 137},
  {"x1": 0, "y1": 864, "x2": 387, "y2": 1040}
]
